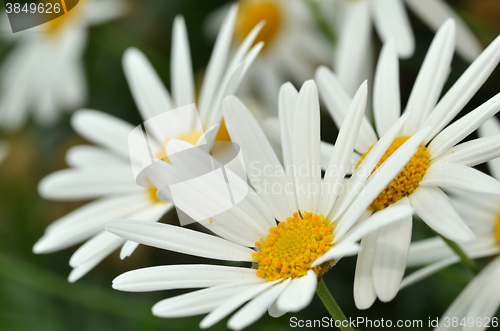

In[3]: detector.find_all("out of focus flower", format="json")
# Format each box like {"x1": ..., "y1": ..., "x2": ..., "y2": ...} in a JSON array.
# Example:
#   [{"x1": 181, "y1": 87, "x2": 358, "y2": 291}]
[
  {"x1": 0, "y1": 0, "x2": 125, "y2": 132},
  {"x1": 334, "y1": 0, "x2": 483, "y2": 94},
  {"x1": 33, "y1": 6, "x2": 263, "y2": 282},
  {"x1": 316, "y1": 20, "x2": 500, "y2": 309},
  {"x1": 206, "y1": 0, "x2": 333, "y2": 109},
  {"x1": 105, "y1": 80, "x2": 423, "y2": 330}
]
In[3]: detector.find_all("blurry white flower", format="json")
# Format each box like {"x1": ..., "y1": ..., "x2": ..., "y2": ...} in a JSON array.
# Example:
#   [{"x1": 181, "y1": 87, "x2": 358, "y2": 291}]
[
  {"x1": 104, "y1": 80, "x2": 424, "y2": 330},
  {"x1": 0, "y1": 0, "x2": 125, "y2": 132},
  {"x1": 316, "y1": 20, "x2": 500, "y2": 309},
  {"x1": 334, "y1": 0, "x2": 483, "y2": 94},
  {"x1": 206, "y1": 0, "x2": 334, "y2": 109},
  {"x1": 33, "y1": 6, "x2": 263, "y2": 282}
]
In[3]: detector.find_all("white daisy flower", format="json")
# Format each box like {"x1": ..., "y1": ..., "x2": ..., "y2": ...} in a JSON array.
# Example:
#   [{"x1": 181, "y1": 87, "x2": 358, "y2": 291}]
[
  {"x1": 33, "y1": 6, "x2": 263, "y2": 282},
  {"x1": 334, "y1": 0, "x2": 483, "y2": 94},
  {"x1": 0, "y1": 0, "x2": 126, "y2": 132},
  {"x1": 316, "y1": 19, "x2": 500, "y2": 309},
  {"x1": 103, "y1": 79, "x2": 433, "y2": 330},
  {"x1": 206, "y1": 0, "x2": 333, "y2": 108}
]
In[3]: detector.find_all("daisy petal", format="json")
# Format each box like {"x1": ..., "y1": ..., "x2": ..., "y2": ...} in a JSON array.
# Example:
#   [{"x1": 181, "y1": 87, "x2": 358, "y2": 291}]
[
  {"x1": 373, "y1": 40, "x2": 400, "y2": 136},
  {"x1": 278, "y1": 82, "x2": 299, "y2": 176},
  {"x1": 199, "y1": 280, "x2": 279, "y2": 329},
  {"x1": 276, "y1": 270, "x2": 317, "y2": 313},
  {"x1": 171, "y1": 16, "x2": 195, "y2": 107},
  {"x1": 68, "y1": 254, "x2": 107, "y2": 283},
  {"x1": 424, "y1": 35, "x2": 500, "y2": 143},
  {"x1": 479, "y1": 116, "x2": 500, "y2": 179},
  {"x1": 421, "y1": 163, "x2": 500, "y2": 195},
  {"x1": 405, "y1": 0, "x2": 482, "y2": 62},
  {"x1": 371, "y1": 0, "x2": 414, "y2": 58},
  {"x1": 402, "y1": 19, "x2": 456, "y2": 135},
  {"x1": 105, "y1": 220, "x2": 256, "y2": 262},
  {"x1": 353, "y1": 232, "x2": 377, "y2": 310},
  {"x1": 400, "y1": 256, "x2": 459, "y2": 290},
  {"x1": 227, "y1": 279, "x2": 291, "y2": 331},
  {"x1": 66, "y1": 145, "x2": 126, "y2": 168},
  {"x1": 409, "y1": 185, "x2": 476, "y2": 242},
  {"x1": 69, "y1": 231, "x2": 124, "y2": 268},
  {"x1": 113, "y1": 265, "x2": 258, "y2": 292},
  {"x1": 152, "y1": 280, "x2": 264, "y2": 318}
]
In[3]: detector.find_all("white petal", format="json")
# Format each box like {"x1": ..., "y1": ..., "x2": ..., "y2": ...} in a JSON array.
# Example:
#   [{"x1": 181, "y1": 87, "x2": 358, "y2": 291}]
[
  {"x1": 199, "y1": 280, "x2": 279, "y2": 329},
  {"x1": 402, "y1": 19, "x2": 456, "y2": 135},
  {"x1": 71, "y1": 110, "x2": 133, "y2": 158},
  {"x1": 373, "y1": 208, "x2": 412, "y2": 302},
  {"x1": 66, "y1": 145, "x2": 127, "y2": 168},
  {"x1": 353, "y1": 232, "x2": 377, "y2": 310},
  {"x1": 319, "y1": 81, "x2": 368, "y2": 215},
  {"x1": 292, "y1": 81, "x2": 322, "y2": 214},
  {"x1": 421, "y1": 162, "x2": 500, "y2": 195},
  {"x1": 405, "y1": 0, "x2": 483, "y2": 62},
  {"x1": 227, "y1": 279, "x2": 291, "y2": 331},
  {"x1": 276, "y1": 271, "x2": 317, "y2": 312},
  {"x1": 223, "y1": 96, "x2": 297, "y2": 221},
  {"x1": 373, "y1": 40, "x2": 400, "y2": 136},
  {"x1": 113, "y1": 265, "x2": 258, "y2": 292},
  {"x1": 428, "y1": 92, "x2": 500, "y2": 158},
  {"x1": 371, "y1": 0, "x2": 414, "y2": 58},
  {"x1": 69, "y1": 231, "x2": 124, "y2": 268},
  {"x1": 335, "y1": 0, "x2": 372, "y2": 94},
  {"x1": 171, "y1": 16, "x2": 195, "y2": 107},
  {"x1": 278, "y1": 82, "x2": 299, "y2": 175},
  {"x1": 38, "y1": 167, "x2": 142, "y2": 201},
  {"x1": 105, "y1": 220, "x2": 255, "y2": 262},
  {"x1": 409, "y1": 185, "x2": 476, "y2": 242},
  {"x1": 479, "y1": 116, "x2": 500, "y2": 180},
  {"x1": 152, "y1": 279, "x2": 265, "y2": 318},
  {"x1": 400, "y1": 255, "x2": 459, "y2": 290},
  {"x1": 424, "y1": 35, "x2": 500, "y2": 143},
  {"x1": 68, "y1": 253, "x2": 106, "y2": 283}
]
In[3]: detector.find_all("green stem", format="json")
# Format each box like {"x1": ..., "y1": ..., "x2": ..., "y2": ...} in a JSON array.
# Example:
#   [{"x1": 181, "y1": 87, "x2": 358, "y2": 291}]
[
  {"x1": 439, "y1": 234, "x2": 480, "y2": 274},
  {"x1": 316, "y1": 278, "x2": 354, "y2": 331}
]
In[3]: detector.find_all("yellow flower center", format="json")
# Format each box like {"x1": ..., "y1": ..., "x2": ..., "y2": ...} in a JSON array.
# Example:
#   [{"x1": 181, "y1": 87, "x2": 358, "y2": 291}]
[
  {"x1": 236, "y1": 0, "x2": 282, "y2": 49},
  {"x1": 357, "y1": 136, "x2": 430, "y2": 211},
  {"x1": 46, "y1": 0, "x2": 84, "y2": 34},
  {"x1": 253, "y1": 212, "x2": 335, "y2": 281}
]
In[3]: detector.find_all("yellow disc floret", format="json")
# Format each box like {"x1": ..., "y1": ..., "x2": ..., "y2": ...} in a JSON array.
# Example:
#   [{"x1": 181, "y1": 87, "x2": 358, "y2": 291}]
[
  {"x1": 357, "y1": 136, "x2": 430, "y2": 211},
  {"x1": 495, "y1": 208, "x2": 500, "y2": 244},
  {"x1": 253, "y1": 212, "x2": 335, "y2": 281},
  {"x1": 236, "y1": 0, "x2": 282, "y2": 49}
]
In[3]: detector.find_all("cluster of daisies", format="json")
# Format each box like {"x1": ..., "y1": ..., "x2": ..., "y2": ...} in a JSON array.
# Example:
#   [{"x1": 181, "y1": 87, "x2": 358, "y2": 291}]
[{"x1": 2, "y1": 0, "x2": 499, "y2": 329}]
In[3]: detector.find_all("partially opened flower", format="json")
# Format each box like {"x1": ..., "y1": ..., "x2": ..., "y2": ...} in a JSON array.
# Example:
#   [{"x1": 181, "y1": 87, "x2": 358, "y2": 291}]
[
  {"x1": 206, "y1": 0, "x2": 333, "y2": 108},
  {"x1": 103, "y1": 80, "x2": 431, "y2": 330},
  {"x1": 316, "y1": 19, "x2": 500, "y2": 309},
  {"x1": 0, "y1": 0, "x2": 125, "y2": 132},
  {"x1": 33, "y1": 6, "x2": 263, "y2": 282},
  {"x1": 334, "y1": 0, "x2": 483, "y2": 94}
]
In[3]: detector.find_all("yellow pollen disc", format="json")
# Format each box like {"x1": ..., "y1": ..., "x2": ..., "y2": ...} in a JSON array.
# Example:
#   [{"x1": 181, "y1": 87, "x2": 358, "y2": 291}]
[
  {"x1": 357, "y1": 136, "x2": 430, "y2": 211},
  {"x1": 236, "y1": 0, "x2": 282, "y2": 49},
  {"x1": 253, "y1": 212, "x2": 335, "y2": 281},
  {"x1": 495, "y1": 209, "x2": 500, "y2": 244},
  {"x1": 46, "y1": 0, "x2": 84, "y2": 34}
]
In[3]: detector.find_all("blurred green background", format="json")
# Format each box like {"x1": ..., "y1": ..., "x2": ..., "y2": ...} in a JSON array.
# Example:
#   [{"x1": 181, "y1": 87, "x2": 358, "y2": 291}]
[{"x1": 1, "y1": 0, "x2": 500, "y2": 330}]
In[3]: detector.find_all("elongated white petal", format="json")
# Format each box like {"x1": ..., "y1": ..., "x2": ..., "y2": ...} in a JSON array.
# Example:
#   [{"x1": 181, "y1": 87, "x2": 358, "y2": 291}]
[
  {"x1": 432, "y1": 134, "x2": 500, "y2": 168},
  {"x1": 373, "y1": 202, "x2": 412, "y2": 302},
  {"x1": 319, "y1": 81, "x2": 368, "y2": 215},
  {"x1": 424, "y1": 35, "x2": 500, "y2": 143},
  {"x1": 66, "y1": 145, "x2": 127, "y2": 168},
  {"x1": 152, "y1": 279, "x2": 264, "y2": 318},
  {"x1": 428, "y1": 92, "x2": 500, "y2": 158},
  {"x1": 421, "y1": 162, "x2": 500, "y2": 195},
  {"x1": 292, "y1": 81, "x2": 322, "y2": 214},
  {"x1": 400, "y1": 255, "x2": 459, "y2": 290},
  {"x1": 353, "y1": 232, "x2": 377, "y2": 310},
  {"x1": 113, "y1": 265, "x2": 258, "y2": 292},
  {"x1": 409, "y1": 186, "x2": 475, "y2": 242},
  {"x1": 199, "y1": 280, "x2": 279, "y2": 329},
  {"x1": 228, "y1": 279, "x2": 290, "y2": 330},
  {"x1": 278, "y1": 82, "x2": 299, "y2": 176},
  {"x1": 198, "y1": 4, "x2": 237, "y2": 122},
  {"x1": 69, "y1": 231, "x2": 124, "y2": 268},
  {"x1": 122, "y1": 48, "x2": 173, "y2": 123},
  {"x1": 38, "y1": 167, "x2": 142, "y2": 201},
  {"x1": 223, "y1": 96, "x2": 297, "y2": 221},
  {"x1": 68, "y1": 253, "x2": 107, "y2": 283},
  {"x1": 373, "y1": 40, "x2": 400, "y2": 136},
  {"x1": 315, "y1": 66, "x2": 378, "y2": 152},
  {"x1": 171, "y1": 16, "x2": 195, "y2": 107},
  {"x1": 71, "y1": 110, "x2": 134, "y2": 158},
  {"x1": 276, "y1": 271, "x2": 317, "y2": 313},
  {"x1": 335, "y1": 0, "x2": 371, "y2": 94},
  {"x1": 479, "y1": 117, "x2": 500, "y2": 180},
  {"x1": 371, "y1": 0, "x2": 414, "y2": 58},
  {"x1": 105, "y1": 220, "x2": 255, "y2": 261},
  {"x1": 402, "y1": 19, "x2": 456, "y2": 135},
  {"x1": 405, "y1": 0, "x2": 482, "y2": 62}
]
